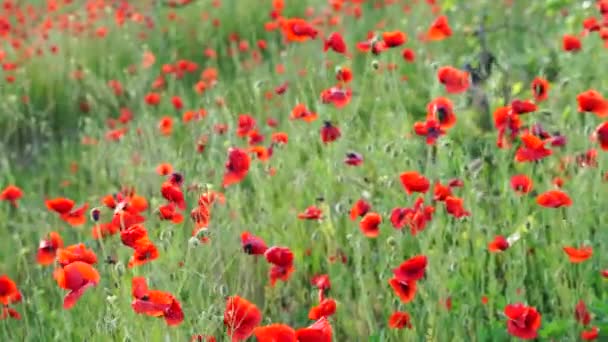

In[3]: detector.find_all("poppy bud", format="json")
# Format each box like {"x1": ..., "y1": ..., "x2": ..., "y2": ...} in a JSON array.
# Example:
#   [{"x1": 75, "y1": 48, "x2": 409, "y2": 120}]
[
  {"x1": 371, "y1": 60, "x2": 379, "y2": 70},
  {"x1": 90, "y1": 208, "x2": 101, "y2": 222}
]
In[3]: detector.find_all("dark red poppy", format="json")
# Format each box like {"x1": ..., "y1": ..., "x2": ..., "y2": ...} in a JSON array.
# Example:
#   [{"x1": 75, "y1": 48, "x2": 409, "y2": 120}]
[
  {"x1": 574, "y1": 300, "x2": 591, "y2": 326},
  {"x1": 388, "y1": 311, "x2": 412, "y2": 329},
  {"x1": 511, "y1": 99, "x2": 537, "y2": 114},
  {"x1": 562, "y1": 34, "x2": 582, "y2": 52},
  {"x1": 320, "y1": 87, "x2": 352, "y2": 108},
  {"x1": 223, "y1": 148, "x2": 251, "y2": 187},
  {"x1": 350, "y1": 199, "x2": 371, "y2": 220},
  {"x1": 504, "y1": 303, "x2": 542, "y2": 340},
  {"x1": 531, "y1": 77, "x2": 549, "y2": 102},
  {"x1": 393, "y1": 255, "x2": 427, "y2": 281},
  {"x1": 388, "y1": 277, "x2": 417, "y2": 303},
  {"x1": 240, "y1": 231, "x2": 268, "y2": 255},
  {"x1": 323, "y1": 32, "x2": 347, "y2": 54},
  {"x1": 595, "y1": 121, "x2": 608, "y2": 150},
  {"x1": 402, "y1": 48, "x2": 416, "y2": 62},
  {"x1": 488, "y1": 236, "x2": 510, "y2": 253},
  {"x1": 344, "y1": 152, "x2": 363, "y2": 166}
]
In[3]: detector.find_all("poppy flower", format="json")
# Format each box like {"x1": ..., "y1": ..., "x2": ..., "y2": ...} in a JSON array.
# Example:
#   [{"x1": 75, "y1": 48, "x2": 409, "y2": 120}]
[
  {"x1": 388, "y1": 277, "x2": 417, "y2": 303},
  {"x1": 223, "y1": 148, "x2": 251, "y2": 188},
  {"x1": 237, "y1": 114, "x2": 257, "y2": 137},
  {"x1": 271, "y1": 132, "x2": 289, "y2": 144},
  {"x1": 531, "y1": 77, "x2": 549, "y2": 102},
  {"x1": 336, "y1": 67, "x2": 353, "y2": 83},
  {"x1": 578, "y1": 90, "x2": 608, "y2": 117},
  {"x1": 388, "y1": 311, "x2": 412, "y2": 329},
  {"x1": 265, "y1": 246, "x2": 294, "y2": 268},
  {"x1": 308, "y1": 298, "x2": 337, "y2": 320},
  {"x1": 426, "y1": 15, "x2": 452, "y2": 41},
  {"x1": 562, "y1": 34, "x2": 582, "y2": 52},
  {"x1": 131, "y1": 277, "x2": 184, "y2": 326},
  {"x1": 426, "y1": 97, "x2": 456, "y2": 129},
  {"x1": 504, "y1": 303, "x2": 542, "y2": 340},
  {"x1": 323, "y1": 32, "x2": 347, "y2": 54},
  {"x1": 281, "y1": 18, "x2": 318, "y2": 42},
  {"x1": 433, "y1": 182, "x2": 452, "y2": 201},
  {"x1": 295, "y1": 317, "x2": 332, "y2": 342},
  {"x1": 253, "y1": 324, "x2": 296, "y2": 342},
  {"x1": 156, "y1": 163, "x2": 173, "y2": 176},
  {"x1": 320, "y1": 87, "x2": 352, "y2": 108},
  {"x1": 224, "y1": 295, "x2": 262, "y2": 341},
  {"x1": 158, "y1": 203, "x2": 184, "y2": 224},
  {"x1": 0, "y1": 275, "x2": 22, "y2": 306},
  {"x1": 393, "y1": 255, "x2": 427, "y2": 281},
  {"x1": 595, "y1": 121, "x2": 608, "y2": 150},
  {"x1": 382, "y1": 30, "x2": 407, "y2": 47},
  {"x1": 536, "y1": 190, "x2": 572, "y2": 208},
  {"x1": 161, "y1": 181, "x2": 186, "y2": 210},
  {"x1": 241, "y1": 231, "x2": 268, "y2": 255},
  {"x1": 511, "y1": 99, "x2": 537, "y2": 114},
  {"x1": 350, "y1": 199, "x2": 371, "y2": 220},
  {"x1": 488, "y1": 236, "x2": 510, "y2": 253},
  {"x1": 344, "y1": 152, "x2": 363, "y2": 166},
  {"x1": 54, "y1": 261, "x2": 100, "y2": 309},
  {"x1": 399, "y1": 171, "x2": 430, "y2": 195},
  {"x1": 298, "y1": 205, "x2": 322, "y2": 220},
  {"x1": 311, "y1": 274, "x2": 331, "y2": 292},
  {"x1": 414, "y1": 118, "x2": 446, "y2": 145},
  {"x1": 359, "y1": 212, "x2": 382, "y2": 238},
  {"x1": 290, "y1": 104, "x2": 317, "y2": 122},
  {"x1": 581, "y1": 327, "x2": 599, "y2": 341},
  {"x1": 402, "y1": 48, "x2": 416, "y2": 62},
  {"x1": 437, "y1": 66, "x2": 469, "y2": 94},
  {"x1": 37, "y1": 231, "x2": 64, "y2": 265},
  {"x1": 574, "y1": 300, "x2": 591, "y2": 325},
  {"x1": 269, "y1": 264, "x2": 295, "y2": 286},
  {"x1": 0, "y1": 185, "x2": 22, "y2": 207},
  {"x1": 60, "y1": 203, "x2": 89, "y2": 226},
  {"x1": 510, "y1": 174, "x2": 533, "y2": 194},
  {"x1": 128, "y1": 240, "x2": 160, "y2": 268},
  {"x1": 494, "y1": 106, "x2": 522, "y2": 148},
  {"x1": 515, "y1": 133, "x2": 552, "y2": 162},
  {"x1": 144, "y1": 92, "x2": 161, "y2": 106},
  {"x1": 391, "y1": 198, "x2": 435, "y2": 235},
  {"x1": 46, "y1": 197, "x2": 75, "y2": 215},
  {"x1": 158, "y1": 117, "x2": 173, "y2": 136},
  {"x1": 563, "y1": 246, "x2": 593, "y2": 263},
  {"x1": 56, "y1": 243, "x2": 98, "y2": 266},
  {"x1": 445, "y1": 196, "x2": 470, "y2": 218}
]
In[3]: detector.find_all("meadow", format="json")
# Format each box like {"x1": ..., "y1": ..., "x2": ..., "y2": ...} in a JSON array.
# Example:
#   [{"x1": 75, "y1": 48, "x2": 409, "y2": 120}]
[{"x1": 0, "y1": 0, "x2": 607, "y2": 341}]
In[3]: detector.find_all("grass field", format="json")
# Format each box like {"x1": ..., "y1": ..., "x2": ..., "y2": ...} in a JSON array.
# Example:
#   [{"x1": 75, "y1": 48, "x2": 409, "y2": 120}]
[{"x1": 1, "y1": 0, "x2": 608, "y2": 341}]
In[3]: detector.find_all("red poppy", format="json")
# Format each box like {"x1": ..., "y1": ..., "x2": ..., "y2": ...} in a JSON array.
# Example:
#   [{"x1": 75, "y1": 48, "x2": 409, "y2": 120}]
[
  {"x1": 382, "y1": 30, "x2": 407, "y2": 47},
  {"x1": 156, "y1": 163, "x2": 173, "y2": 176},
  {"x1": 390, "y1": 198, "x2": 435, "y2": 235},
  {"x1": 426, "y1": 15, "x2": 452, "y2": 41},
  {"x1": 323, "y1": 32, "x2": 347, "y2": 54},
  {"x1": 402, "y1": 48, "x2": 416, "y2": 62},
  {"x1": 504, "y1": 303, "x2": 542, "y2": 340},
  {"x1": 56, "y1": 243, "x2": 98, "y2": 266},
  {"x1": 37, "y1": 231, "x2": 64, "y2": 265},
  {"x1": 515, "y1": 133, "x2": 552, "y2": 162},
  {"x1": 265, "y1": 246, "x2": 294, "y2": 268},
  {"x1": 308, "y1": 298, "x2": 337, "y2": 320},
  {"x1": 295, "y1": 317, "x2": 332, "y2": 342},
  {"x1": 437, "y1": 66, "x2": 469, "y2": 94},
  {"x1": 298, "y1": 205, "x2": 323, "y2": 220},
  {"x1": 0, "y1": 275, "x2": 22, "y2": 307},
  {"x1": 336, "y1": 67, "x2": 353, "y2": 83},
  {"x1": 158, "y1": 203, "x2": 184, "y2": 224},
  {"x1": 595, "y1": 121, "x2": 608, "y2": 150},
  {"x1": 488, "y1": 236, "x2": 510, "y2": 253},
  {"x1": 510, "y1": 174, "x2": 533, "y2": 194},
  {"x1": 413, "y1": 118, "x2": 446, "y2": 145},
  {"x1": 531, "y1": 77, "x2": 549, "y2": 102},
  {"x1": 61, "y1": 203, "x2": 89, "y2": 226},
  {"x1": 574, "y1": 300, "x2": 591, "y2": 326},
  {"x1": 536, "y1": 190, "x2": 572, "y2": 208},
  {"x1": 158, "y1": 116, "x2": 173, "y2": 136},
  {"x1": 128, "y1": 240, "x2": 160, "y2": 268},
  {"x1": 320, "y1": 87, "x2": 352, "y2": 108},
  {"x1": 237, "y1": 114, "x2": 257, "y2": 137},
  {"x1": 344, "y1": 152, "x2": 363, "y2": 166},
  {"x1": 241, "y1": 231, "x2": 268, "y2": 255},
  {"x1": 290, "y1": 104, "x2": 318, "y2": 122},
  {"x1": 399, "y1": 171, "x2": 430, "y2": 195},
  {"x1": 0, "y1": 185, "x2": 22, "y2": 207},
  {"x1": 359, "y1": 212, "x2": 382, "y2": 238},
  {"x1": 223, "y1": 148, "x2": 251, "y2": 187},
  {"x1": 581, "y1": 327, "x2": 599, "y2": 341},
  {"x1": 54, "y1": 261, "x2": 100, "y2": 309},
  {"x1": 388, "y1": 277, "x2": 417, "y2": 303},
  {"x1": 578, "y1": 90, "x2": 608, "y2": 117},
  {"x1": 224, "y1": 295, "x2": 262, "y2": 341},
  {"x1": 426, "y1": 97, "x2": 456, "y2": 129},
  {"x1": 511, "y1": 99, "x2": 537, "y2": 114},
  {"x1": 161, "y1": 181, "x2": 186, "y2": 210},
  {"x1": 311, "y1": 274, "x2": 331, "y2": 292},
  {"x1": 563, "y1": 246, "x2": 593, "y2": 263},
  {"x1": 253, "y1": 324, "x2": 296, "y2": 342},
  {"x1": 281, "y1": 18, "x2": 318, "y2": 42},
  {"x1": 494, "y1": 106, "x2": 521, "y2": 148},
  {"x1": 445, "y1": 196, "x2": 470, "y2": 218},
  {"x1": 271, "y1": 132, "x2": 289, "y2": 144},
  {"x1": 388, "y1": 311, "x2": 412, "y2": 329},
  {"x1": 131, "y1": 277, "x2": 184, "y2": 326},
  {"x1": 433, "y1": 182, "x2": 452, "y2": 201},
  {"x1": 350, "y1": 199, "x2": 371, "y2": 220},
  {"x1": 46, "y1": 197, "x2": 75, "y2": 215},
  {"x1": 562, "y1": 34, "x2": 582, "y2": 52},
  {"x1": 393, "y1": 255, "x2": 427, "y2": 281}
]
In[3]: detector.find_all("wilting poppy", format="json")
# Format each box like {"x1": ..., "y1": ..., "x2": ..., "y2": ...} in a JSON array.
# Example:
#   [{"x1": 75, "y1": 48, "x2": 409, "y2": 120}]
[
  {"x1": 128, "y1": 240, "x2": 160, "y2": 268},
  {"x1": 158, "y1": 203, "x2": 184, "y2": 224},
  {"x1": 536, "y1": 190, "x2": 572, "y2": 208},
  {"x1": 224, "y1": 295, "x2": 262, "y2": 341},
  {"x1": 504, "y1": 303, "x2": 541, "y2": 340},
  {"x1": 488, "y1": 236, "x2": 510, "y2": 253},
  {"x1": 37, "y1": 231, "x2": 64, "y2": 265},
  {"x1": 388, "y1": 311, "x2": 412, "y2": 329},
  {"x1": 54, "y1": 261, "x2": 100, "y2": 309},
  {"x1": 563, "y1": 246, "x2": 593, "y2": 263},
  {"x1": 359, "y1": 212, "x2": 382, "y2": 238},
  {"x1": 161, "y1": 181, "x2": 186, "y2": 210}
]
